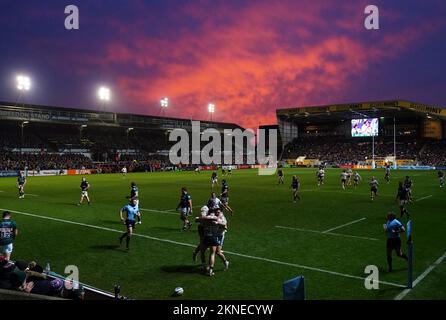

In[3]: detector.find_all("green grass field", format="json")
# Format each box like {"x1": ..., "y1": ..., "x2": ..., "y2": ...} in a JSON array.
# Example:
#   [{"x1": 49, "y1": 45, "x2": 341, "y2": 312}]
[{"x1": 0, "y1": 168, "x2": 445, "y2": 300}]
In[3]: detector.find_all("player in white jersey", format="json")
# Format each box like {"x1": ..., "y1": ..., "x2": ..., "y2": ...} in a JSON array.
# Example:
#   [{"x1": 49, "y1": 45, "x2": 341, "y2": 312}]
[
  {"x1": 353, "y1": 171, "x2": 362, "y2": 188},
  {"x1": 317, "y1": 169, "x2": 325, "y2": 186},
  {"x1": 121, "y1": 167, "x2": 127, "y2": 178},
  {"x1": 346, "y1": 168, "x2": 353, "y2": 186},
  {"x1": 340, "y1": 170, "x2": 348, "y2": 190},
  {"x1": 370, "y1": 176, "x2": 379, "y2": 200}
]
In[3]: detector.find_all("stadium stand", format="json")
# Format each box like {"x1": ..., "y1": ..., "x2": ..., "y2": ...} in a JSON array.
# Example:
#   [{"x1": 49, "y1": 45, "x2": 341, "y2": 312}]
[
  {"x1": 277, "y1": 100, "x2": 446, "y2": 167},
  {"x1": 0, "y1": 101, "x2": 244, "y2": 173}
]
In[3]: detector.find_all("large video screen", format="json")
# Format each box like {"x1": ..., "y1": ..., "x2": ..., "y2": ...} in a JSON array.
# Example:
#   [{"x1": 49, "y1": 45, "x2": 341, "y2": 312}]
[{"x1": 351, "y1": 118, "x2": 379, "y2": 137}]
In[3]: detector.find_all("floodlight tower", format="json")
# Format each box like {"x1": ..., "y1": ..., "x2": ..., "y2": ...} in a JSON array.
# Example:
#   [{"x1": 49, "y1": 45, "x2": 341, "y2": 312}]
[
  {"x1": 98, "y1": 86, "x2": 111, "y2": 112},
  {"x1": 16, "y1": 74, "x2": 31, "y2": 106},
  {"x1": 160, "y1": 97, "x2": 168, "y2": 117},
  {"x1": 208, "y1": 103, "x2": 215, "y2": 122}
]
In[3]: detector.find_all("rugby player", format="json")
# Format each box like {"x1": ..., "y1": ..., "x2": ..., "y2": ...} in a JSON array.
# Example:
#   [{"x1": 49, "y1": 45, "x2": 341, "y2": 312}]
[
  {"x1": 438, "y1": 170, "x2": 444, "y2": 188},
  {"x1": 403, "y1": 176, "x2": 413, "y2": 202},
  {"x1": 277, "y1": 169, "x2": 284, "y2": 185},
  {"x1": 383, "y1": 212, "x2": 408, "y2": 272},
  {"x1": 211, "y1": 171, "x2": 218, "y2": 189},
  {"x1": 340, "y1": 170, "x2": 348, "y2": 190},
  {"x1": 126, "y1": 182, "x2": 141, "y2": 224},
  {"x1": 78, "y1": 177, "x2": 91, "y2": 205},
  {"x1": 119, "y1": 197, "x2": 140, "y2": 250},
  {"x1": 396, "y1": 182, "x2": 410, "y2": 218},
  {"x1": 384, "y1": 164, "x2": 391, "y2": 184},
  {"x1": 317, "y1": 168, "x2": 325, "y2": 186},
  {"x1": 0, "y1": 211, "x2": 18, "y2": 261},
  {"x1": 291, "y1": 175, "x2": 301, "y2": 203},
  {"x1": 193, "y1": 206, "x2": 210, "y2": 266},
  {"x1": 220, "y1": 180, "x2": 234, "y2": 214},
  {"x1": 17, "y1": 172, "x2": 26, "y2": 199},
  {"x1": 370, "y1": 176, "x2": 379, "y2": 200},
  {"x1": 353, "y1": 171, "x2": 361, "y2": 188},
  {"x1": 176, "y1": 187, "x2": 193, "y2": 231}
]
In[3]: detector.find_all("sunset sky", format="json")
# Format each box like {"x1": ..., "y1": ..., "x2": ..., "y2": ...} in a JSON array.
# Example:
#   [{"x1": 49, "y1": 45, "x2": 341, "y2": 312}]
[{"x1": 1, "y1": 0, "x2": 445, "y2": 129}]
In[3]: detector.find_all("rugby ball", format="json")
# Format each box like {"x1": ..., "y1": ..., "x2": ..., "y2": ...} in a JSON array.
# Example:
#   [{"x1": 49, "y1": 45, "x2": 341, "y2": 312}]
[{"x1": 174, "y1": 287, "x2": 184, "y2": 296}]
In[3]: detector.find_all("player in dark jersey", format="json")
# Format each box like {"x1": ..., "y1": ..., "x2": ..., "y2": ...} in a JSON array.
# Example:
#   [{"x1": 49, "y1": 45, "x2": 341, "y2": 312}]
[
  {"x1": 228, "y1": 167, "x2": 232, "y2": 175},
  {"x1": 220, "y1": 180, "x2": 234, "y2": 214},
  {"x1": 396, "y1": 182, "x2": 410, "y2": 218},
  {"x1": 384, "y1": 165, "x2": 391, "y2": 183},
  {"x1": 78, "y1": 177, "x2": 90, "y2": 205},
  {"x1": 17, "y1": 172, "x2": 26, "y2": 199},
  {"x1": 119, "y1": 197, "x2": 140, "y2": 250},
  {"x1": 438, "y1": 171, "x2": 444, "y2": 188},
  {"x1": 176, "y1": 187, "x2": 193, "y2": 231},
  {"x1": 211, "y1": 171, "x2": 218, "y2": 189},
  {"x1": 370, "y1": 176, "x2": 379, "y2": 201},
  {"x1": 221, "y1": 167, "x2": 226, "y2": 176},
  {"x1": 193, "y1": 206, "x2": 210, "y2": 266},
  {"x1": 403, "y1": 176, "x2": 413, "y2": 202},
  {"x1": 0, "y1": 211, "x2": 18, "y2": 260},
  {"x1": 126, "y1": 182, "x2": 141, "y2": 224},
  {"x1": 291, "y1": 176, "x2": 301, "y2": 203},
  {"x1": 277, "y1": 169, "x2": 284, "y2": 185}
]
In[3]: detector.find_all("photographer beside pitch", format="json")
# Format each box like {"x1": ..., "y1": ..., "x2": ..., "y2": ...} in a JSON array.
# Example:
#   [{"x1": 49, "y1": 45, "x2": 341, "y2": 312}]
[{"x1": 384, "y1": 212, "x2": 408, "y2": 272}]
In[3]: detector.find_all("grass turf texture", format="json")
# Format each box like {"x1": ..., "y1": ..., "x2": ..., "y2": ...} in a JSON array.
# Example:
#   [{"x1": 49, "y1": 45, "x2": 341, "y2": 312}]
[{"x1": 0, "y1": 168, "x2": 445, "y2": 300}]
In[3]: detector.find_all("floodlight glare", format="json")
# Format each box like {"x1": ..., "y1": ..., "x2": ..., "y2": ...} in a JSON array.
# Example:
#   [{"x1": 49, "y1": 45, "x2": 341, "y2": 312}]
[
  {"x1": 98, "y1": 87, "x2": 111, "y2": 101},
  {"x1": 160, "y1": 97, "x2": 169, "y2": 108},
  {"x1": 17, "y1": 75, "x2": 31, "y2": 91},
  {"x1": 208, "y1": 103, "x2": 215, "y2": 113}
]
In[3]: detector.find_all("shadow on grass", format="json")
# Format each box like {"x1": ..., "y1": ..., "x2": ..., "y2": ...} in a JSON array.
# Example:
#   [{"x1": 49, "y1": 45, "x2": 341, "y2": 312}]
[{"x1": 161, "y1": 265, "x2": 204, "y2": 274}]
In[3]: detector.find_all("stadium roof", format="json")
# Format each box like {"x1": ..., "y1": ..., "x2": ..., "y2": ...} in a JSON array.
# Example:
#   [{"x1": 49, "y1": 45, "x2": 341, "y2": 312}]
[
  {"x1": 276, "y1": 100, "x2": 446, "y2": 124},
  {"x1": 0, "y1": 101, "x2": 244, "y2": 131}
]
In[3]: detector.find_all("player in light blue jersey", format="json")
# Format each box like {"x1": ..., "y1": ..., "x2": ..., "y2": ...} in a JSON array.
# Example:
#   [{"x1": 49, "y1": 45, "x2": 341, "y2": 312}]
[
  {"x1": 383, "y1": 212, "x2": 408, "y2": 272},
  {"x1": 119, "y1": 197, "x2": 140, "y2": 250}
]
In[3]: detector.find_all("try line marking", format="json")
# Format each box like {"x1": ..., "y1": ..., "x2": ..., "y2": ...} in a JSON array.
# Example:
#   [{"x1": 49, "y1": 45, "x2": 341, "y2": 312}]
[
  {"x1": 322, "y1": 217, "x2": 366, "y2": 233},
  {"x1": 416, "y1": 195, "x2": 432, "y2": 202},
  {"x1": 275, "y1": 225, "x2": 378, "y2": 241},
  {"x1": 394, "y1": 251, "x2": 446, "y2": 300},
  {"x1": 0, "y1": 207, "x2": 404, "y2": 289}
]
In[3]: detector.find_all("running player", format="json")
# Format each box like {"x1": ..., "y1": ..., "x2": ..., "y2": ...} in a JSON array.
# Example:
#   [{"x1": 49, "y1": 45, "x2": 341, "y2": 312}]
[
  {"x1": 119, "y1": 197, "x2": 140, "y2": 250},
  {"x1": 127, "y1": 182, "x2": 141, "y2": 224},
  {"x1": 403, "y1": 176, "x2": 413, "y2": 202},
  {"x1": 370, "y1": 176, "x2": 379, "y2": 200},
  {"x1": 78, "y1": 177, "x2": 91, "y2": 205},
  {"x1": 383, "y1": 212, "x2": 408, "y2": 272},
  {"x1": 228, "y1": 167, "x2": 232, "y2": 175},
  {"x1": 353, "y1": 171, "x2": 362, "y2": 188},
  {"x1": 17, "y1": 172, "x2": 26, "y2": 199},
  {"x1": 221, "y1": 167, "x2": 226, "y2": 176},
  {"x1": 121, "y1": 166, "x2": 127, "y2": 178},
  {"x1": 277, "y1": 169, "x2": 284, "y2": 185},
  {"x1": 291, "y1": 175, "x2": 301, "y2": 203},
  {"x1": 220, "y1": 180, "x2": 234, "y2": 214},
  {"x1": 438, "y1": 170, "x2": 444, "y2": 188},
  {"x1": 317, "y1": 168, "x2": 325, "y2": 186},
  {"x1": 0, "y1": 211, "x2": 18, "y2": 261},
  {"x1": 384, "y1": 164, "x2": 391, "y2": 184},
  {"x1": 340, "y1": 170, "x2": 348, "y2": 190},
  {"x1": 211, "y1": 171, "x2": 218, "y2": 189},
  {"x1": 396, "y1": 182, "x2": 410, "y2": 218},
  {"x1": 176, "y1": 187, "x2": 193, "y2": 231},
  {"x1": 346, "y1": 168, "x2": 353, "y2": 186}
]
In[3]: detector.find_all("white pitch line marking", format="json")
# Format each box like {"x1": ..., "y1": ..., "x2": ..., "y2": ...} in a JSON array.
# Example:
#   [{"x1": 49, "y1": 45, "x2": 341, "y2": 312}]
[
  {"x1": 322, "y1": 218, "x2": 367, "y2": 233},
  {"x1": 25, "y1": 193, "x2": 39, "y2": 197},
  {"x1": 140, "y1": 208, "x2": 178, "y2": 216},
  {"x1": 275, "y1": 225, "x2": 378, "y2": 241},
  {"x1": 394, "y1": 251, "x2": 446, "y2": 300},
  {"x1": 0, "y1": 207, "x2": 403, "y2": 289},
  {"x1": 415, "y1": 195, "x2": 433, "y2": 202}
]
